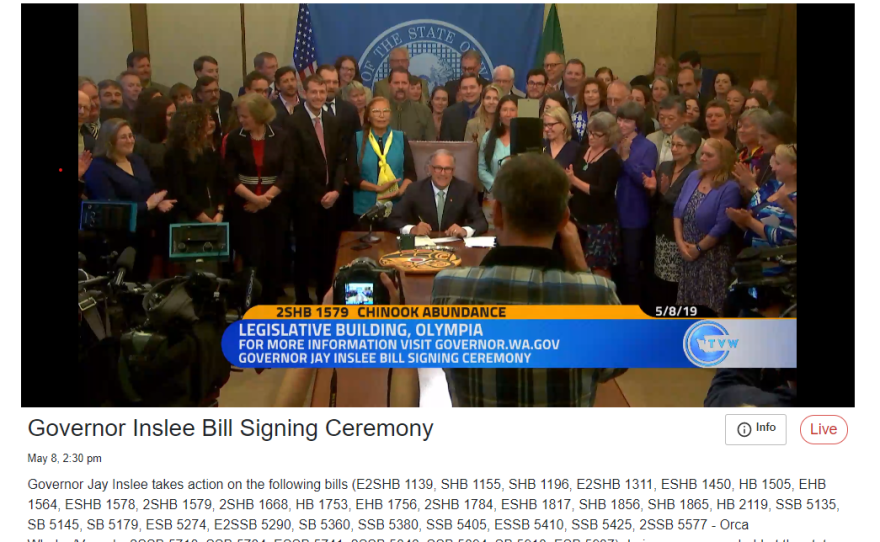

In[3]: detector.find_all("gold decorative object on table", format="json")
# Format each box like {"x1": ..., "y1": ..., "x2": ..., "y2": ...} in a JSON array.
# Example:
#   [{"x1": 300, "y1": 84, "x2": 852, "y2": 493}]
[{"x1": 379, "y1": 249, "x2": 462, "y2": 274}]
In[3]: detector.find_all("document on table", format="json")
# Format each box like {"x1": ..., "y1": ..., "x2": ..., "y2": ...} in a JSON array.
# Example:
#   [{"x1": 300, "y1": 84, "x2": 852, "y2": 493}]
[
  {"x1": 464, "y1": 236, "x2": 496, "y2": 248},
  {"x1": 430, "y1": 237, "x2": 460, "y2": 244},
  {"x1": 414, "y1": 236, "x2": 436, "y2": 247}
]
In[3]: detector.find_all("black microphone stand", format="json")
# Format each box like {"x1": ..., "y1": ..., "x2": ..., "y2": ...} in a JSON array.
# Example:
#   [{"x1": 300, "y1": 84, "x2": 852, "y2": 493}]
[
  {"x1": 354, "y1": 212, "x2": 383, "y2": 250},
  {"x1": 359, "y1": 216, "x2": 381, "y2": 244}
]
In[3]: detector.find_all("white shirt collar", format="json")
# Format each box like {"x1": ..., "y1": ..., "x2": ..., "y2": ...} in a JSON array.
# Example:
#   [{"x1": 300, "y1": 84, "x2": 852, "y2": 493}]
[
  {"x1": 280, "y1": 93, "x2": 298, "y2": 109},
  {"x1": 306, "y1": 105, "x2": 322, "y2": 123},
  {"x1": 431, "y1": 180, "x2": 450, "y2": 196}
]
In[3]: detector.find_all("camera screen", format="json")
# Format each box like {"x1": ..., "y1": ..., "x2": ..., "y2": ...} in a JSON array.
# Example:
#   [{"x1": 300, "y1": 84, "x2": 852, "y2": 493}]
[{"x1": 345, "y1": 283, "x2": 374, "y2": 305}]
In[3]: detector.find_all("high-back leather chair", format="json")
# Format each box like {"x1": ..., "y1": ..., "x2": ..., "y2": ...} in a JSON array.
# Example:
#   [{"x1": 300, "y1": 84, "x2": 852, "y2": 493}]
[{"x1": 408, "y1": 140, "x2": 481, "y2": 192}]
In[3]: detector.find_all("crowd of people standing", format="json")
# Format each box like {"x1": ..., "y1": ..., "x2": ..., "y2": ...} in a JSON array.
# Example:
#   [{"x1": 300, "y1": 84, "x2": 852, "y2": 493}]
[{"x1": 78, "y1": 47, "x2": 796, "y2": 315}]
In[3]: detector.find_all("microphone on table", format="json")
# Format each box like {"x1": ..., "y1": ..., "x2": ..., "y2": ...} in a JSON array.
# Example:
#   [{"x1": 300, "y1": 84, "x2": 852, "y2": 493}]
[{"x1": 359, "y1": 200, "x2": 392, "y2": 222}]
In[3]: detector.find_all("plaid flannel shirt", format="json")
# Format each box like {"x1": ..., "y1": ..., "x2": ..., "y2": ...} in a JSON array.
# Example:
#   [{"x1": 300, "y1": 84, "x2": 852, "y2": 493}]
[{"x1": 432, "y1": 246, "x2": 627, "y2": 407}]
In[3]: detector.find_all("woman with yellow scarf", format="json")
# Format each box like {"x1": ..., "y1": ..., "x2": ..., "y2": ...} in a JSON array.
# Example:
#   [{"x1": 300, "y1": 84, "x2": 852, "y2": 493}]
[{"x1": 351, "y1": 97, "x2": 416, "y2": 229}]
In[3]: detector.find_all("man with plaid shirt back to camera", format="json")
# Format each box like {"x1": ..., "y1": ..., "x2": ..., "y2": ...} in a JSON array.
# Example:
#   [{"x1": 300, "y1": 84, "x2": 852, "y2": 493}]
[{"x1": 432, "y1": 153, "x2": 626, "y2": 407}]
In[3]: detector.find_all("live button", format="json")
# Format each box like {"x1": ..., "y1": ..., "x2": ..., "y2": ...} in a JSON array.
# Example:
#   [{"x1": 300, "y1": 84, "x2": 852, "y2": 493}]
[{"x1": 800, "y1": 415, "x2": 848, "y2": 445}]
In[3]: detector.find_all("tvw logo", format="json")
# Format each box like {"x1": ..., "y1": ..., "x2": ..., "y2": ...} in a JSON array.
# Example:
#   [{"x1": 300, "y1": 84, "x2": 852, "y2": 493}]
[
  {"x1": 683, "y1": 321, "x2": 741, "y2": 367},
  {"x1": 696, "y1": 336, "x2": 740, "y2": 352}
]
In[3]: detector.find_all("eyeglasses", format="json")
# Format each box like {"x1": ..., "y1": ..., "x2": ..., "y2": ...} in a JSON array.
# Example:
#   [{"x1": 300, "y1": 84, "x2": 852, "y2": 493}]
[
  {"x1": 588, "y1": 131, "x2": 606, "y2": 139},
  {"x1": 527, "y1": 81, "x2": 546, "y2": 87},
  {"x1": 370, "y1": 108, "x2": 392, "y2": 116},
  {"x1": 339, "y1": 66, "x2": 355, "y2": 73},
  {"x1": 671, "y1": 142, "x2": 687, "y2": 149},
  {"x1": 544, "y1": 62, "x2": 562, "y2": 69},
  {"x1": 544, "y1": 121, "x2": 561, "y2": 129},
  {"x1": 431, "y1": 165, "x2": 454, "y2": 174}
]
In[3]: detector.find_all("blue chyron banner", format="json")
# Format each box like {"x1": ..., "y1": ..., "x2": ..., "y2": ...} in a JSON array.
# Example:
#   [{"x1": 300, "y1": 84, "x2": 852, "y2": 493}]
[
  {"x1": 222, "y1": 317, "x2": 797, "y2": 370},
  {"x1": 308, "y1": 4, "x2": 544, "y2": 92}
]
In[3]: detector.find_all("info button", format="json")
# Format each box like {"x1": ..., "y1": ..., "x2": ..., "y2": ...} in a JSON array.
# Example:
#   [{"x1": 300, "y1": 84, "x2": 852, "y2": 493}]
[{"x1": 725, "y1": 414, "x2": 786, "y2": 445}]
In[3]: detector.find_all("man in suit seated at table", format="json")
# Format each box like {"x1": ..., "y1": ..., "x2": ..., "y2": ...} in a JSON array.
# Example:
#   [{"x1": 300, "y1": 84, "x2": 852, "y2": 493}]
[
  {"x1": 431, "y1": 153, "x2": 624, "y2": 407},
  {"x1": 387, "y1": 149, "x2": 488, "y2": 238}
]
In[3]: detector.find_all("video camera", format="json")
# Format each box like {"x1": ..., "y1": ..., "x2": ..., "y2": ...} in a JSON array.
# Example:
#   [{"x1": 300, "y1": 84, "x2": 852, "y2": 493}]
[
  {"x1": 727, "y1": 244, "x2": 797, "y2": 317},
  {"x1": 77, "y1": 240, "x2": 259, "y2": 407},
  {"x1": 332, "y1": 258, "x2": 403, "y2": 305}
]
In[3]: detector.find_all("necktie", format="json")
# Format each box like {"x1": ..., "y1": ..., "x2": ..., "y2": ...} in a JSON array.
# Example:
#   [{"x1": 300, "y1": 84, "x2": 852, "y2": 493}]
[
  {"x1": 325, "y1": 102, "x2": 335, "y2": 116},
  {"x1": 436, "y1": 189, "x2": 446, "y2": 227},
  {"x1": 314, "y1": 117, "x2": 328, "y2": 184},
  {"x1": 86, "y1": 122, "x2": 99, "y2": 138},
  {"x1": 568, "y1": 97, "x2": 575, "y2": 112}
]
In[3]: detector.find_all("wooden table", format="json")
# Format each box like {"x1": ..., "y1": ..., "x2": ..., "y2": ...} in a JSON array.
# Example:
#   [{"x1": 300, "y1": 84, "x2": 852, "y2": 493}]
[{"x1": 310, "y1": 231, "x2": 630, "y2": 407}]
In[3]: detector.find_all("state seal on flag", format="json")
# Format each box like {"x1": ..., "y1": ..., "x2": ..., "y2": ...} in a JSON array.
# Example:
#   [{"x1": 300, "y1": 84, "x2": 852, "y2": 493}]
[{"x1": 357, "y1": 19, "x2": 495, "y2": 93}]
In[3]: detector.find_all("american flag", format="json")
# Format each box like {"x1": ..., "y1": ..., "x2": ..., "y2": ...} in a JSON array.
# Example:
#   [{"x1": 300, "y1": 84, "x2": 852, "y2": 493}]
[{"x1": 293, "y1": 4, "x2": 319, "y2": 82}]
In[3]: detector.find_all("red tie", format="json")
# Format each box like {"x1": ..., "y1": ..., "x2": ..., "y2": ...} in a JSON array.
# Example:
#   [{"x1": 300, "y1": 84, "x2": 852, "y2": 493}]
[{"x1": 314, "y1": 117, "x2": 328, "y2": 185}]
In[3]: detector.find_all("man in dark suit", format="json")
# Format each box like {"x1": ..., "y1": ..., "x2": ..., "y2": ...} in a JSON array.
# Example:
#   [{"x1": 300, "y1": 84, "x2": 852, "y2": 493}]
[
  {"x1": 127, "y1": 50, "x2": 170, "y2": 95},
  {"x1": 387, "y1": 149, "x2": 488, "y2": 237},
  {"x1": 562, "y1": 59, "x2": 586, "y2": 113},
  {"x1": 78, "y1": 90, "x2": 95, "y2": 154},
  {"x1": 284, "y1": 74, "x2": 348, "y2": 304},
  {"x1": 750, "y1": 76, "x2": 783, "y2": 114},
  {"x1": 678, "y1": 50, "x2": 716, "y2": 101},
  {"x1": 677, "y1": 68, "x2": 709, "y2": 111},
  {"x1": 242, "y1": 71, "x2": 271, "y2": 97},
  {"x1": 439, "y1": 74, "x2": 483, "y2": 141},
  {"x1": 98, "y1": 79, "x2": 123, "y2": 110},
  {"x1": 193, "y1": 55, "x2": 234, "y2": 118},
  {"x1": 238, "y1": 52, "x2": 279, "y2": 97},
  {"x1": 78, "y1": 76, "x2": 101, "y2": 140},
  {"x1": 271, "y1": 66, "x2": 300, "y2": 128},
  {"x1": 444, "y1": 50, "x2": 490, "y2": 106},
  {"x1": 195, "y1": 76, "x2": 229, "y2": 149},
  {"x1": 316, "y1": 64, "x2": 360, "y2": 232},
  {"x1": 316, "y1": 64, "x2": 359, "y2": 153}
]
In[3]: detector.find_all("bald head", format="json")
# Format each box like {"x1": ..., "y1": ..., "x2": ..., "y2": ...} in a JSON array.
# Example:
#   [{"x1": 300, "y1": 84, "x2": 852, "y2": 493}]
[
  {"x1": 78, "y1": 90, "x2": 91, "y2": 127},
  {"x1": 493, "y1": 65, "x2": 515, "y2": 94},
  {"x1": 606, "y1": 80, "x2": 631, "y2": 114}
]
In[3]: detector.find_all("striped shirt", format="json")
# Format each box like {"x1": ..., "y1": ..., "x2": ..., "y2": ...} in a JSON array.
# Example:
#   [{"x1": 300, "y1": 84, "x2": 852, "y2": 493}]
[
  {"x1": 746, "y1": 178, "x2": 797, "y2": 249},
  {"x1": 432, "y1": 246, "x2": 626, "y2": 407}
]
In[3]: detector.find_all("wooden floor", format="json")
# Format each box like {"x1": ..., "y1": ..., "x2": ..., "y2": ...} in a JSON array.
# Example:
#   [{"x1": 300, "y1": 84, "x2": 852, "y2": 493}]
[{"x1": 219, "y1": 368, "x2": 715, "y2": 408}]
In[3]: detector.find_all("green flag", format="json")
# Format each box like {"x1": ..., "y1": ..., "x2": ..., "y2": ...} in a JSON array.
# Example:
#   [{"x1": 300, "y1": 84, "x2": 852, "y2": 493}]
[{"x1": 535, "y1": 4, "x2": 565, "y2": 68}]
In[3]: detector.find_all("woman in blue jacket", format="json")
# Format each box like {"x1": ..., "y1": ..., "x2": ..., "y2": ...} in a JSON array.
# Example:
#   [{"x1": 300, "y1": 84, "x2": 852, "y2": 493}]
[
  {"x1": 673, "y1": 138, "x2": 741, "y2": 315},
  {"x1": 614, "y1": 101, "x2": 658, "y2": 305},
  {"x1": 84, "y1": 118, "x2": 176, "y2": 279}
]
